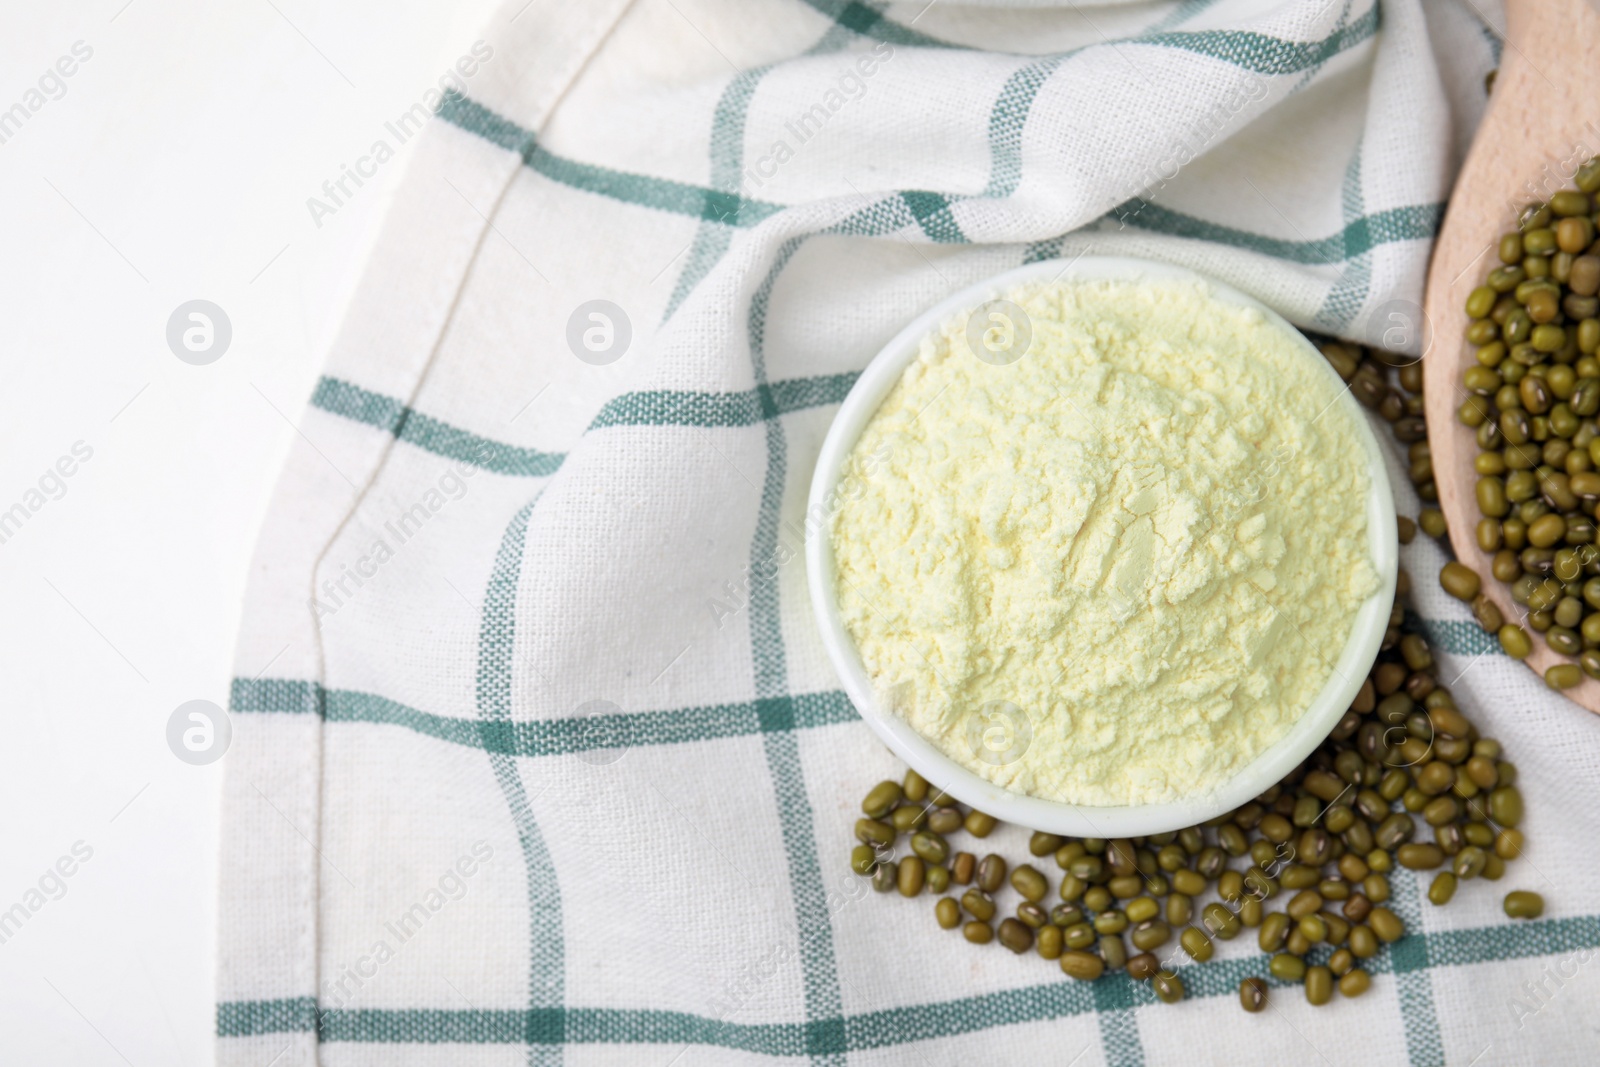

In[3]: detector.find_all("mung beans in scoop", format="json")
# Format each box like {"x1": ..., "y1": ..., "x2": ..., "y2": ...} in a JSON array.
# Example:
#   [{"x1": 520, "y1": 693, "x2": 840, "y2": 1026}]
[{"x1": 1452, "y1": 155, "x2": 1600, "y2": 688}]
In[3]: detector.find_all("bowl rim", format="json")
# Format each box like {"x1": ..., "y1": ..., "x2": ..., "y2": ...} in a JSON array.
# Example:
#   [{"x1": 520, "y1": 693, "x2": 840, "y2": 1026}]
[{"x1": 804, "y1": 255, "x2": 1398, "y2": 836}]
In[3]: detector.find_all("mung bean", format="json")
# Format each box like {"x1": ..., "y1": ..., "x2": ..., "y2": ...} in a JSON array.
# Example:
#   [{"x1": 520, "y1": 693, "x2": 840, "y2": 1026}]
[
  {"x1": 898, "y1": 856, "x2": 925, "y2": 896},
  {"x1": 910, "y1": 831, "x2": 948, "y2": 865},
  {"x1": 1180, "y1": 926, "x2": 1213, "y2": 962},
  {"x1": 961, "y1": 889, "x2": 995, "y2": 922},
  {"x1": 1269, "y1": 953, "x2": 1306, "y2": 981},
  {"x1": 976, "y1": 854, "x2": 1006, "y2": 893},
  {"x1": 862, "y1": 780, "x2": 901, "y2": 818},
  {"x1": 997, "y1": 918, "x2": 1033, "y2": 953},
  {"x1": 1059, "y1": 951, "x2": 1103, "y2": 981},
  {"x1": 1339, "y1": 969, "x2": 1372, "y2": 998},
  {"x1": 1428, "y1": 871, "x2": 1457, "y2": 905},
  {"x1": 1305, "y1": 966, "x2": 1333, "y2": 1006},
  {"x1": 1504, "y1": 890, "x2": 1545, "y2": 919},
  {"x1": 850, "y1": 845, "x2": 877, "y2": 876},
  {"x1": 1203, "y1": 902, "x2": 1241, "y2": 940},
  {"x1": 1152, "y1": 971, "x2": 1185, "y2": 1004},
  {"x1": 872, "y1": 861, "x2": 896, "y2": 893},
  {"x1": 1239, "y1": 977, "x2": 1268, "y2": 1013}
]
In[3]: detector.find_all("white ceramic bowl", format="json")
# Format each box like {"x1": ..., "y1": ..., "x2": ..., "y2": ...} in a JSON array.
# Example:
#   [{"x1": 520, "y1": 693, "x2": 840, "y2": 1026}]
[{"x1": 806, "y1": 256, "x2": 1398, "y2": 837}]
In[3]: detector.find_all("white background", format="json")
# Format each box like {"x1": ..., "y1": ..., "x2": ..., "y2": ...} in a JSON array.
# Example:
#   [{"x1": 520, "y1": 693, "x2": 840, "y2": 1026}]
[{"x1": 0, "y1": 1, "x2": 501, "y2": 1061}]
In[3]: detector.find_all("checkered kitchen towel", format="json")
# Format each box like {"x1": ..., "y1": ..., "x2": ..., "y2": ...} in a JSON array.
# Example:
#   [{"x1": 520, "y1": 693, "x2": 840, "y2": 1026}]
[{"x1": 216, "y1": 0, "x2": 1600, "y2": 1063}]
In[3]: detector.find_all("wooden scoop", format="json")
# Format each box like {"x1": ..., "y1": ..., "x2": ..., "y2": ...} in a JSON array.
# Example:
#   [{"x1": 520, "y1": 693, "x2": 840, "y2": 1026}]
[{"x1": 1423, "y1": 0, "x2": 1600, "y2": 711}]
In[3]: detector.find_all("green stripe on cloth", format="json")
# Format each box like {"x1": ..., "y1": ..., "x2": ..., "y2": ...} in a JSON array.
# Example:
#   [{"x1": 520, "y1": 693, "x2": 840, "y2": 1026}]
[
  {"x1": 722, "y1": 186, "x2": 1010, "y2": 1055},
  {"x1": 1287, "y1": 0, "x2": 1356, "y2": 93},
  {"x1": 1105, "y1": 199, "x2": 1445, "y2": 264},
  {"x1": 1022, "y1": 199, "x2": 1444, "y2": 268},
  {"x1": 843, "y1": 980, "x2": 1095, "y2": 1049},
  {"x1": 228, "y1": 677, "x2": 323, "y2": 716},
  {"x1": 1092, "y1": 979, "x2": 1145, "y2": 1067},
  {"x1": 1020, "y1": 238, "x2": 1067, "y2": 265},
  {"x1": 1418, "y1": 914, "x2": 1600, "y2": 966},
  {"x1": 804, "y1": 0, "x2": 1378, "y2": 77},
  {"x1": 745, "y1": 227, "x2": 847, "y2": 1066},
  {"x1": 588, "y1": 373, "x2": 859, "y2": 430},
  {"x1": 663, "y1": 20, "x2": 863, "y2": 321},
  {"x1": 1390, "y1": 871, "x2": 1446, "y2": 1067},
  {"x1": 1480, "y1": 19, "x2": 1503, "y2": 65},
  {"x1": 310, "y1": 376, "x2": 406, "y2": 430},
  {"x1": 1140, "y1": 3, "x2": 1378, "y2": 75},
  {"x1": 795, "y1": 0, "x2": 956, "y2": 49},
  {"x1": 230, "y1": 678, "x2": 858, "y2": 754},
  {"x1": 749, "y1": 189, "x2": 1081, "y2": 1056},
  {"x1": 1314, "y1": 139, "x2": 1373, "y2": 332},
  {"x1": 1306, "y1": 3, "x2": 1375, "y2": 335},
  {"x1": 217, "y1": 997, "x2": 318, "y2": 1037},
  {"x1": 475, "y1": 497, "x2": 565, "y2": 1060},
  {"x1": 727, "y1": 187, "x2": 968, "y2": 1062},
  {"x1": 663, "y1": 66, "x2": 767, "y2": 321},
  {"x1": 311, "y1": 377, "x2": 564, "y2": 478},
  {"x1": 437, "y1": 91, "x2": 785, "y2": 227},
  {"x1": 219, "y1": 915, "x2": 1600, "y2": 1045},
  {"x1": 976, "y1": 0, "x2": 1351, "y2": 202},
  {"x1": 435, "y1": 5, "x2": 1381, "y2": 249},
  {"x1": 442, "y1": 87, "x2": 965, "y2": 276},
  {"x1": 311, "y1": 372, "x2": 859, "y2": 475},
  {"x1": 224, "y1": 618, "x2": 1500, "y2": 765},
  {"x1": 900, "y1": 190, "x2": 967, "y2": 243},
  {"x1": 980, "y1": 55, "x2": 1068, "y2": 199},
  {"x1": 400, "y1": 412, "x2": 561, "y2": 478},
  {"x1": 1406, "y1": 612, "x2": 1502, "y2": 657},
  {"x1": 767, "y1": 372, "x2": 861, "y2": 413}
]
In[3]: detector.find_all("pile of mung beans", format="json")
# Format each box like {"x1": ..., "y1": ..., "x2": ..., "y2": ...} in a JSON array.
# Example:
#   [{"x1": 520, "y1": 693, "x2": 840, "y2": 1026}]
[
  {"x1": 1454, "y1": 155, "x2": 1600, "y2": 687},
  {"x1": 851, "y1": 337, "x2": 1546, "y2": 1013}
]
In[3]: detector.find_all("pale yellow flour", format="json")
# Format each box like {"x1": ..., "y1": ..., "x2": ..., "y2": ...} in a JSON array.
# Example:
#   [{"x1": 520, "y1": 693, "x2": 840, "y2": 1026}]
[{"x1": 830, "y1": 278, "x2": 1379, "y2": 807}]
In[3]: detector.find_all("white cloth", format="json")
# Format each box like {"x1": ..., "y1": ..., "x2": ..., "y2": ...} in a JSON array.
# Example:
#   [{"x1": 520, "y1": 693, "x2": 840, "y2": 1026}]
[{"x1": 218, "y1": 1, "x2": 1600, "y2": 1064}]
